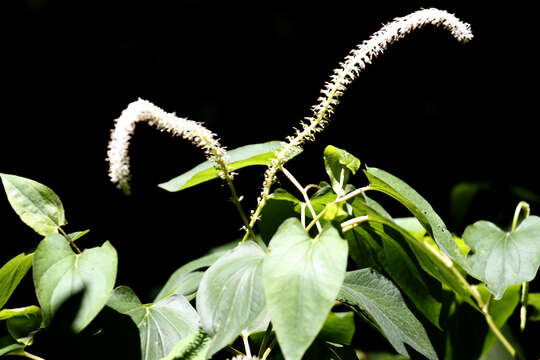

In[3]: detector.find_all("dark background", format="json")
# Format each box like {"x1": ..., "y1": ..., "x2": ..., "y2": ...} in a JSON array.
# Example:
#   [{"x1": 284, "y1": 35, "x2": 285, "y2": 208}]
[{"x1": 3, "y1": 0, "x2": 539, "y2": 358}]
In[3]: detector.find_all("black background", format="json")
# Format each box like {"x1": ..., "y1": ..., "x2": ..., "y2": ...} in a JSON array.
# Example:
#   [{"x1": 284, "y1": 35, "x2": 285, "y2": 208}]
[{"x1": 3, "y1": 0, "x2": 539, "y2": 358}]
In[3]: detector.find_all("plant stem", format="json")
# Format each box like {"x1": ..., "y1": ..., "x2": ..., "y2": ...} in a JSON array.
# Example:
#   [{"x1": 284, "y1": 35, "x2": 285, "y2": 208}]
[
  {"x1": 241, "y1": 334, "x2": 252, "y2": 357},
  {"x1": 511, "y1": 201, "x2": 530, "y2": 232},
  {"x1": 520, "y1": 281, "x2": 529, "y2": 332},
  {"x1": 281, "y1": 167, "x2": 322, "y2": 232},
  {"x1": 341, "y1": 215, "x2": 369, "y2": 232},
  {"x1": 257, "y1": 323, "x2": 273, "y2": 359},
  {"x1": 224, "y1": 177, "x2": 258, "y2": 244},
  {"x1": 261, "y1": 336, "x2": 277, "y2": 360},
  {"x1": 8, "y1": 350, "x2": 45, "y2": 360},
  {"x1": 58, "y1": 227, "x2": 81, "y2": 254},
  {"x1": 225, "y1": 346, "x2": 245, "y2": 357},
  {"x1": 306, "y1": 185, "x2": 370, "y2": 232}
]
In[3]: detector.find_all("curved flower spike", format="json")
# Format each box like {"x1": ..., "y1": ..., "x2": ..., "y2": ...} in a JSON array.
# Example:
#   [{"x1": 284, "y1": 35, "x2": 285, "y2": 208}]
[
  {"x1": 243, "y1": 8, "x2": 473, "y2": 241},
  {"x1": 107, "y1": 98, "x2": 230, "y2": 194}
]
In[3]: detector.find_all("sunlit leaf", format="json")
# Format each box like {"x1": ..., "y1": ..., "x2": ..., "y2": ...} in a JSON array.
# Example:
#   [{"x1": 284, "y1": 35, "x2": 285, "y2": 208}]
[
  {"x1": 33, "y1": 233, "x2": 117, "y2": 332},
  {"x1": 0, "y1": 253, "x2": 33, "y2": 309},
  {"x1": 263, "y1": 218, "x2": 348, "y2": 360},
  {"x1": 108, "y1": 286, "x2": 199, "y2": 360},
  {"x1": 462, "y1": 217, "x2": 540, "y2": 299},
  {"x1": 197, "y1": 241, "x2": 266, "y2": 356},
  {"x1": 160, "y1": 141, "x2": 301, "y2": 192},
  {"x1": 1, "y1": 173, "x2": 66, "y2": 236},
  {"x1": 338, "y1": 269, "x2": 438, "y2": 360},
  {"x1": 365, "y1": 167, "x2": 468, "y2": 270}
]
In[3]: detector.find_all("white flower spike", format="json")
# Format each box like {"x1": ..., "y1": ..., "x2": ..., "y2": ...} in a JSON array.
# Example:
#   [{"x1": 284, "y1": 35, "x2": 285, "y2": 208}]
[
  {"x1": 243, "y1": 8, "x2": 473, "y2": 241},
  {"x1": 107, "y1": 98, "x2": 230, "y2": 194}
]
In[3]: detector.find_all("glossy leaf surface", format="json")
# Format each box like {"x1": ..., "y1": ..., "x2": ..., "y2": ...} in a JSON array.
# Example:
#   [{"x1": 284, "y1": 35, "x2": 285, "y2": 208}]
[
  {"x1": 160, "y1": 141, "x2": 300, "y2": 192},
  {"x1": 365, "y1": 167, "x2": 467, "y2": 269},
  {"x1": 0, "y1": 253, "x2": 33, "y2": 309},
  {"x1": 338, "y1": 269, "x2": 437, "y2": 360},
  {"x1": 1, "y1": 173, "x2": 66, "y2": 236},
  {"x1": 263, "y1": 218, "x2": 348, "y2": 360},
  {"x1": 463, "y1": 217, "x2": 540, "y2": 299},
  {"x1": 197, "y1": 241, "x2": 266, "y2": 356},
  {"x1": 108, "y1": 286, "x2": 200, "y2": 360},
  {"x1": 33, "y1": 233, "x2": 117, "y2": 332}
]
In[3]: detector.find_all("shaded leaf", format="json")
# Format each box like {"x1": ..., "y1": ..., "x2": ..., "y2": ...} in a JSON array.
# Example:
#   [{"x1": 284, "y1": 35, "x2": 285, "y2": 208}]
[
  {"x1": 324, "y1": 145, "x2": 360, "y2": 194},
  {"x1": 462, "y1": 218, "x2": 540, "y2": 299},
  {"x1": 160, "y1": 141, "x2": 301, "y2": 192},
  {"x1": 263, "y1": 218, "x2": 348, "y2": 360},
  {"x1": 1, "y1": 173, "x2": 66, "y2": 236},
  {"x1": 528, "y1": 293, "x2": 540, "y2": 321},
  {"x1": 33, "y1": 233, "x2": 117, "y2": 332},
  {"x1": 338, "y1": 269, "x2": 437, "y2": 360},
  {"x1": 318, "y1": 312, "x2": 355, "y2": 345},
  {"x1": 0, "y1": 253, "x2": 33, "y2": 309},
  {"x1": 197, "y1": 241, "x2": 266, "y2": 356},
  {"x1": 0, "y1": 335, "x2": 25, "y2": 356},
  {"x1": 108, "y1": 286, "x2": 200, "y2": 360},
  {"x1": 0, "y1": 305, "x2": 42, "y2": 345},
  {"x1": 365, "y1": 167, "x2": 467, "y2": 269},
  {"x1": 155, "y1": 252, "x2": 224, "y2": 302}
]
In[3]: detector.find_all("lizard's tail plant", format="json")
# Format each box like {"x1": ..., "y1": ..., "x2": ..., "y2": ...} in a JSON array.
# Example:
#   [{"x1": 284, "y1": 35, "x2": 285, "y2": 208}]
[
  {"x1": 242, "y1": 8, "x2": 473, "y2": 242},
  {"x1": 6, "y1": 7, "x2": 540, "y2": 360}
]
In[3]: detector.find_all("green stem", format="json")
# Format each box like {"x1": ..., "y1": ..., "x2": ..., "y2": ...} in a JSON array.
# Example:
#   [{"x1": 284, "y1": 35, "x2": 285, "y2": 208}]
[
  {"x1": 225, "y1": 345, "x2": 245, "y2": 357},
  {"x1": 281, "y1": 167, "x2": 322, "y2": 232},
  {"x1": 242, "y1": 334, "x2": 252, "y2": 357},
  {"x1": 261, "y1": 336, "x2": 277, "y2": 360},
  {"x1": 225, "y1": 177, "x2": 258, "y2": 244},
  {"x1": 8, "y1": 350, "x2": 45, "y2": 360},
  {"x1": 257, "y1": 323, "x2": 273, "y2": 358},
  {"x1": 58, "y1": 227, "x2": 81, "y2": 254},
  {"x1": 511, "y1": 201, "x2": 530, "y2": 232},
  {"x1": 520, "y1": 281, "x2": 529, "y2": 332},
  {"x1": 306, "y1": 185, "x2": 370, "y2": 232}
]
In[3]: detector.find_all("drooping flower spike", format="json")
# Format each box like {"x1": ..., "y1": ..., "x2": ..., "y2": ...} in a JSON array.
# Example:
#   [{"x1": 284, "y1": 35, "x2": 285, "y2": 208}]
[
  {"x1": 107, "y1": 98, "x2": 230, "y2": 194},
  {"x1": 243, "y1": 8, "x2": 473, "y2": 240}
]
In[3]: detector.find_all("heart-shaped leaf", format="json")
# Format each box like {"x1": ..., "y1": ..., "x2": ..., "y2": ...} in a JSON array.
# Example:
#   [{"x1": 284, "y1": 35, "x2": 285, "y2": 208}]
[
  {"x1": 463, "y1": 217, "x2": 540, "y2": 299},
  {"x1": 338, "y1": 269, "x2": 438, "y2": 360},
  {"x1": 160, "y1": 141, "x2": 301, "y2": 192},
  {"x1": 155, "y1": 252, "x2": 224, "y2": 302},
  {"x1": 33, "y1": 233, "x2": 117, "y2": 332},
  {"x1": 0, "y1": 253, "x2": 33, "y2": 309},
  {"x1": 365, "y1": 167, "x2": 468, "y2": 270},
  {"x1": 1, "y1": 173, "x2": 66, "y2": 236},
  {"x1": 263, "y1": 218, "x2": 348, "y2": 360},
  {"x1": 108, "y1": 286, "x2": 200, "y2": 360},
  {"x1": 197, "y1": 241, "x2": 266, "y2": 356},
  {"x1": 323, "y1": 145, "x2": 360, "y2": 194}
]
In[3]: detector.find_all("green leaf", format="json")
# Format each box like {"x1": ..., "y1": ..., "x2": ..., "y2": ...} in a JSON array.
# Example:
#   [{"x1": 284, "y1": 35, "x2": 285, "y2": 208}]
[
  {"x1": 449, "y1": 182, "x2": 489, "y2": 233},
  {"x1": 0, "y1": 173, "x2": 66, "y2": 236},
  {"x1": 0, "y1": 253, "x2": 33, "y2": 309},
  {"x1": 197, "y1": 241, "x2": 266, "y2": 356},
  {"x1": 350, "y1": 199, "x2": 473, "y2": 304},
  {"x1": 155, "y1": 252, "x2": 224, "y2": 302},
  {"x1": 159, "y1": 141, "x2": 301, "y2": 192},
  {"x1": 462, "y1": 217, "x2": 540, "y2": 299},
  {"x1": 528, "y1": 293, "x2": 540, "y2": 321},
  {"x1": 0, "y1": 305, "x2": 42, "y2": 345},
  {"x1": 365, "y1": 167, "x2": 468, "y2": 269},
  {"x1": 263, "y1": 218, "x2": 348, "y2": 360},
  {"x1": 69, "y1": 229, "x2": 90, "y2": 242},
  {"x1": 0, "y1": 335, "x2": 25, "y2": 356},
  {"x1": 338, "y1": 269, "x2": 438, "y2": 360},
  {"x1": 161, "y1": 329, "x2": 211, "y2": 360},
  {"x1": 318, "y1": 312, "x2": 355, "y2": 345},
  {"x1": 33, "y1": 233, "x2": 118, "y2": 332},
  {"x1": 394, "y1": 217, "x2": 426, "y2": 239},
  {"x1": 108, "y1": 286, "x2": 200, "y2": 360},
  {"x1": 324, "y1": 145, "x2": 360, "y2": 194},
  {"x1": 259, "y1": 189, "x2": 300, "y2": 243}
]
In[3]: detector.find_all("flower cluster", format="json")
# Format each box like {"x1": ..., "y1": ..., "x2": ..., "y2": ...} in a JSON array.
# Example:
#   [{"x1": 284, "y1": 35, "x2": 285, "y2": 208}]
[
  {"x1": 244, "y1": 8, "x2": 473, "y2": 236},
  {"x1": 107, "y1": 98, "x2": 230, "y2": 194}
]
